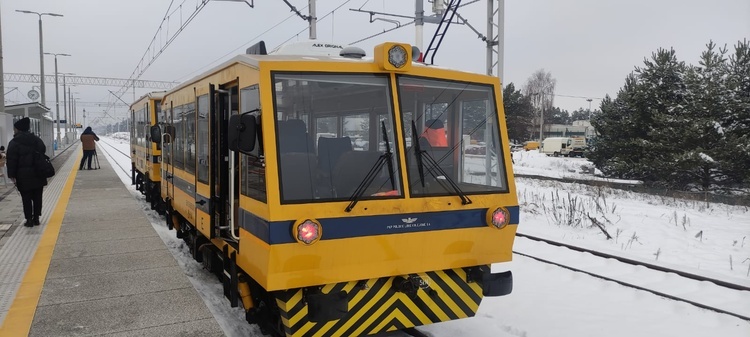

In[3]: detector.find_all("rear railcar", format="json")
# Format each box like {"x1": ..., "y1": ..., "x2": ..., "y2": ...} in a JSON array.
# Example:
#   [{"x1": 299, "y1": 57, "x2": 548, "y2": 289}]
[{"x1": 129, "y1": 91, "x2": 166, "y2": 211}]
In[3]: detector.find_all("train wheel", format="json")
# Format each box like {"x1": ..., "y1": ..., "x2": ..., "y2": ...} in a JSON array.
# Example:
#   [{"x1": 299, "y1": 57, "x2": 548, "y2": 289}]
[
  {"x1": 135, "y1": 173, "x2": 144, "y2": 193},
  {"x1": 247, "y1": 293, "x2": 283, "y2": 337},
  {"x1": 149, "y1": 184, "x2": 159, "y2": 210},
  {"x1": 187, "y1": 231, "x2": 207, "y2": 263},
  {"x1": 144, "y1": 178, "x2": 152, "y2": 203},
  {"x1": 201, "y1": 245, "x2": 223, "y2": 281},
  {"x1": 165, "y1": 201, "x2": 174, "y2": 230}
]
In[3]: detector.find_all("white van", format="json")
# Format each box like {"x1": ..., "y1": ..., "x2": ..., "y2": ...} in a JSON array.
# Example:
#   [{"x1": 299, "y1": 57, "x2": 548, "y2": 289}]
[
  {"x1": 568, "y1": 137, "x2": 587, "y2": 157},
  {"x1": 541, "y1": 137, "x2": 572, "y2": 157}
]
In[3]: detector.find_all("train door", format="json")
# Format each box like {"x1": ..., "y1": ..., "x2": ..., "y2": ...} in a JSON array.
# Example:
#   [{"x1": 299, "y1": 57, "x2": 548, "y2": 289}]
[
  {"x1": 130, "y1": 108, "x2": 136, "y2": 185},
  {"x1": 164, "y1": 101, "x2": 175, "y2": 214},
  {"x1": 209, "y1": 84, "x2": 238, "y2": 241}
]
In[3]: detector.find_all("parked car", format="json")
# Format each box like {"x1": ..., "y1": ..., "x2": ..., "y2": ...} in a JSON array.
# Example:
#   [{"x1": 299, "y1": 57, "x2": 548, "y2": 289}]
[{"x1": 523, "y1": 141, "x2": 540, "y2": 151}]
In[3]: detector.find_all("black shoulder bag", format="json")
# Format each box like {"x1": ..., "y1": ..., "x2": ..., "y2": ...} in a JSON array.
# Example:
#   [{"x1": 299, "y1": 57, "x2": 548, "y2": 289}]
[{"x1": 34, "y1": 151, "x2": 56, "y2": 178}]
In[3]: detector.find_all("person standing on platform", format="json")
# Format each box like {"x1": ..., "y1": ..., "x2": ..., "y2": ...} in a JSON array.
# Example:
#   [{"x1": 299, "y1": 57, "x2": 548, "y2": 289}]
[
  {"x1": 79, "y1": 126, "x2": 100, "y2": 170},
  {"x1": 0, "y1": 146, "x2": 7, "y2": 185},
  {"x1": 6, "y1": 117, "x2": 48, "y2": 227}
]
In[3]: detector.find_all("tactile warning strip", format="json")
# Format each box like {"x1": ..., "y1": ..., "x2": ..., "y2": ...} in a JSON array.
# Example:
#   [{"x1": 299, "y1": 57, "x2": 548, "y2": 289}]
[{"x1": 0, "y1": 150, "x2": 77, "y2": 324}]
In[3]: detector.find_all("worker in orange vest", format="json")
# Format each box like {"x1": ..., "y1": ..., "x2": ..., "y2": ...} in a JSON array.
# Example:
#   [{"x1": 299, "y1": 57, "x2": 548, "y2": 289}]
[{"x1": 423, "y1": 119, "x2": 447, "y2": 147}]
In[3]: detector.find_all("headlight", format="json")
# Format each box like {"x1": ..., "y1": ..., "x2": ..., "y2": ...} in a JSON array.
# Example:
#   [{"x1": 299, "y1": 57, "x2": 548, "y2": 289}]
[
  {"x1": 293, "y1": 219, "x2": 322, "y2": 245},
  {"x1": 486, "y1": 207, "x2": 510, "y2": 229}
]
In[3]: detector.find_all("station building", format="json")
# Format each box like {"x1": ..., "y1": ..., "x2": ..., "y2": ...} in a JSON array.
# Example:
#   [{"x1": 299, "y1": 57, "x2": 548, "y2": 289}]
[{"x1": 0, "y1": 103, "x2": 55, "y2": 158}]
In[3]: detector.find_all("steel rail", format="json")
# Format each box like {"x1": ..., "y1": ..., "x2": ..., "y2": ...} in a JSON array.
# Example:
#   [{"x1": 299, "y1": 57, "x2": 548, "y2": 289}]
[
  {"x1": 96, "y1": 139, "x2": 132, "y2": 179},
  {"x1": 514, "y1": 235, "x2": 750, "y2": 321},
  {"x1": 516, "y1": 233, "x2": 750, "y2": 292},
  {"x1": 513, "y1": 250, "x2": 750, "y2": 321}
]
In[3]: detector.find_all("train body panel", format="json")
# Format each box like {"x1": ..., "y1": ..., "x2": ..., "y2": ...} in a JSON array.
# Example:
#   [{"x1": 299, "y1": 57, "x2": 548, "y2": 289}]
[
  {"x1": 149, "y1": 41, "x2": 518, "y2": 336},
  {"x1": 237, "y1": 221, "x2": 517, "y2": 291}
]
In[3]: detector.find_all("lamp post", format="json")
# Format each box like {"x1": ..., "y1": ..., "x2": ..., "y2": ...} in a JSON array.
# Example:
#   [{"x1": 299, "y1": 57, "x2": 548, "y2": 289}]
[
  {"x1": 1, "y1": 2, "x2": 6, "y2": 116},
  {"x1": 15, "y1": 10, "x2": 63, "y2": 107},
  {"x1": 69, "y1": 89, "x2": 78, "y2": 127},
  {"x1": 539, "y1": 94, "x2": 544, "y2": 142},
  {"x1": 44, "y1": 52, "x2": 70, "y2": 146},
  {"x1": 531, "y1": 92, "x2": 545, "y2": 141},
  {"x1": 60, "y1": 73, "x2": 74, "y2": 141}
]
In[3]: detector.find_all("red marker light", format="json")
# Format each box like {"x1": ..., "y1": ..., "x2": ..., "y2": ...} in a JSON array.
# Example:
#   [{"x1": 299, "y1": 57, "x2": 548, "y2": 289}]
[
  {"x1": 487, "y1": 207, "x2": 511, "y2": 229},
  {"x1": 296, "y1": 220, "x2": 321, "y2": 245},
  {"x1": 492, "y1": 210, "x2": 507, "y2": 225}
]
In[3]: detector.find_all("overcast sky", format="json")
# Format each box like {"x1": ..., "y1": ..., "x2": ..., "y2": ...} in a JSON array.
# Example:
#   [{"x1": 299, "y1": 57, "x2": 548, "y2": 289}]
[{"x1": 2, "y1": 0, "x2": 748, "y2": 125}]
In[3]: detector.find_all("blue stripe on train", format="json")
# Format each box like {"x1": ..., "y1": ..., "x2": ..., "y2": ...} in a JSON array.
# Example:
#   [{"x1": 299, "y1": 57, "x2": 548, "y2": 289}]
[{"x1": 240, "y1": 206, "x2": 520, "y2": 245}]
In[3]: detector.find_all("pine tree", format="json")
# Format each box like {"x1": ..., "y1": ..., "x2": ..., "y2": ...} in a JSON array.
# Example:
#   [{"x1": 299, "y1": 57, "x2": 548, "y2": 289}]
[
  {"x1": 544, "y1": 107, "x2": 571, "y2": 125},
  {"x1": 675, "y1": 41, "x2": 732, "y2": 190},
  {"x1": 589, "y1": 49, "x2": 688, "y2": 182},
  {"x1": 589, "y1": 75, "x2": 652, "y2": 179},
  {"x1": 724, "y1": 39, "x2": 750, "y2": 187},
  {"x1": 590, "y1": 42, "x2": 750, "y2": 191},
  {"x1": 571, "y1": 108, "x2": 596, "y2": 122},
  {"x1": 502, "y1": 83, "x2": 535, "y2": 143}
]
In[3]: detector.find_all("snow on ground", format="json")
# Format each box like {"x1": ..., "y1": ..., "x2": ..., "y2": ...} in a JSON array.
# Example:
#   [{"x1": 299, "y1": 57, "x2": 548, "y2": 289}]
[
  {"x1": 98, "y1": 135, "x2": 750, "y2": 337},
  {"x1": 512, "y1": 149, "x2": 642, "y2": 184},
  {"x1": 512, "y1": 149, "x2": 750, "y2": 283}
]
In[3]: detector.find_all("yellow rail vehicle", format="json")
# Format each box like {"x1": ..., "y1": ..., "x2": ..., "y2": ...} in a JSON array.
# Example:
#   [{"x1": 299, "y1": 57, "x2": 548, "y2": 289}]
[
  {"x1": 130, "y1": 91, "x2": 166, "y2": 211},
  {"x1": 154, "y1": 41, "x2": 519, "y2": 336}
]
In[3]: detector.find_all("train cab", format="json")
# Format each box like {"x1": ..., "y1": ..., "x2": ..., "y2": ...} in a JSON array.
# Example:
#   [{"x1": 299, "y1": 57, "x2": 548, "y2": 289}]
[{"x1": 155, "y1": 41, "x2": 518, "y2": 337}]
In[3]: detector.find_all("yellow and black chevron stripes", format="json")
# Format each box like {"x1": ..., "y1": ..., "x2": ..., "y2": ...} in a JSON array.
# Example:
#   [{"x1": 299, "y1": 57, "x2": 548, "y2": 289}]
[{"x1": 274, "y1": 267, "x2": 485, "y2": 337}]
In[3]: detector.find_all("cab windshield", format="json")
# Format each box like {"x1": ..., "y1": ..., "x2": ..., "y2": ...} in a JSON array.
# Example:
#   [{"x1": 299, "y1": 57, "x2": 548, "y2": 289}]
[
  {"x1": 273, "y1": 72, "x2": 403, "y2": 204},
  {"x1": 397, "y1": 76, "x2": 508, "y2": 197}
]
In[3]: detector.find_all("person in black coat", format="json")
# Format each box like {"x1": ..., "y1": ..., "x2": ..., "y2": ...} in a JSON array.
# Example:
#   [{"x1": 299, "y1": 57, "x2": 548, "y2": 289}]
[{"x1": 7, "y1": 117, "x2": 48, "y2": 227}]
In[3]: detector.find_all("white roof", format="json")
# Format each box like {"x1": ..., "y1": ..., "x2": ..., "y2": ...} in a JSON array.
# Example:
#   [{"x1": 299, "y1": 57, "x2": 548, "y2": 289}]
[{"x1": 166, "y1": 41, "x2": 494, "y2": 95}]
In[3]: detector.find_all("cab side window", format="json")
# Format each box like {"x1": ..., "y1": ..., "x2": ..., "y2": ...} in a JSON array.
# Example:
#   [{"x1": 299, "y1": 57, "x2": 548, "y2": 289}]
[{"x1": 239, "y1": 85, "x2": 266, "y2": 202}]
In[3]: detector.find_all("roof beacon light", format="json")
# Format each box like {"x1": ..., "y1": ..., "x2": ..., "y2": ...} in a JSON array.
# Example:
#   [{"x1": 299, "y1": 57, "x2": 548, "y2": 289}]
[
  {"x1": 294, "y1": 219, "x2": 322, "y2": 245},
  {"x1": 374, "y1": 42, "x2": 413, "y2": 72},
  {"x1": 388, "y1": 45, "x2": 408, "y2": 68},
  {"x1": 486, "y1": 207, "x2": 511, "y2": 229}
]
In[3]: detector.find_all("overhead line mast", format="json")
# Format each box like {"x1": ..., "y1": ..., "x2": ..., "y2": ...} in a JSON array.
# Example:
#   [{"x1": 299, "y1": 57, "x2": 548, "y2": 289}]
[
  {"x1": 351, "y1": 1, "x2": 504, "y2": 78},
  {"x1": 281, "y1": 0, "x2": 318, "y2": 39}
]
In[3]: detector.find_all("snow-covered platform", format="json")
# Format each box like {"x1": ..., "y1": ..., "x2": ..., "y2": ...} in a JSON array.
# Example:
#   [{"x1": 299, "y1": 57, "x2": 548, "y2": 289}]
[{"x1": 0, "y1": 144, "x2": 223, "y2": 336}]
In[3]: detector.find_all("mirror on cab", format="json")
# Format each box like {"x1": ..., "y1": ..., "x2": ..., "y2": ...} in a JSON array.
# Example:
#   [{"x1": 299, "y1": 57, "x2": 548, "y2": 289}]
[
  {"x1": 150, "y1": 125, "x2": 162, "y2": 144},
  {"x1": 228, "y1": 114, "x2": 257, "y2": 153}
]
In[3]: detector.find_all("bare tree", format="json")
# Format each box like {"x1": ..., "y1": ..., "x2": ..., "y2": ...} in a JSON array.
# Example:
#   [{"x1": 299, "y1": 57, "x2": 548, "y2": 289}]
[
  {"x1": 523, "y1": 69, "x2": 557, "y2": 111},
  {"x1": 523, "y1": 69, "x2": 557, "y2": 140}
]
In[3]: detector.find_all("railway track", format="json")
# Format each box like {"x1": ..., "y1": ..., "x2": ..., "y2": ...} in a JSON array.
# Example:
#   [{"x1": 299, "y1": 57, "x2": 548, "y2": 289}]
[
  {"x1": 514, "y1": 233, "x2": 750, "y2": 321},
  {"x1": 96, "y1": 138, "x2": 132, "y2": 179}
]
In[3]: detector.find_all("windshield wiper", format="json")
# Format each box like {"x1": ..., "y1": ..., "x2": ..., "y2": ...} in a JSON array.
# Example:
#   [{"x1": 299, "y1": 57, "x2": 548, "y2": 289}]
[
  {"x1": 411, "y1": 121, "x2": 472, "y2": 205},
  {"x1": 345, "y1": 121, "x2": 396, "y2": 212}
]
